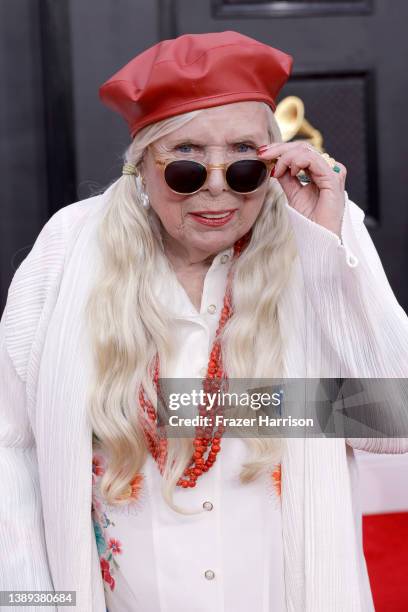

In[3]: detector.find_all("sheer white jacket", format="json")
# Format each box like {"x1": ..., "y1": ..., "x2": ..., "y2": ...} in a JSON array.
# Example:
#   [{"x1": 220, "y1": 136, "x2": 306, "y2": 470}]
[{"x1": 0, "y1": 185, "x2": 407, "y2": 611}]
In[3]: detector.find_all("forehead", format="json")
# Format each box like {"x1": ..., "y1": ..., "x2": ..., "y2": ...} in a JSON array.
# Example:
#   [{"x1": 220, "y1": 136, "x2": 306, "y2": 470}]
[{"x1": 161, "y1": 101, "x2": 269, "y2": 145}]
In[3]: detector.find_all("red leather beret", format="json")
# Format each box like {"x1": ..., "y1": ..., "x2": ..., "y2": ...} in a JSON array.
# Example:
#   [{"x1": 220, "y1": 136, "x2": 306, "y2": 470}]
[{"x1": 99, "y1": 31, "x2": 293, "y2": 138}]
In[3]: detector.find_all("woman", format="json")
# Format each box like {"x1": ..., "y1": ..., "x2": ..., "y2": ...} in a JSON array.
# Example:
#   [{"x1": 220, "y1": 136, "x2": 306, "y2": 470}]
[{"x1": 0, "y1": 31, "x2": 407, "y2": 612}]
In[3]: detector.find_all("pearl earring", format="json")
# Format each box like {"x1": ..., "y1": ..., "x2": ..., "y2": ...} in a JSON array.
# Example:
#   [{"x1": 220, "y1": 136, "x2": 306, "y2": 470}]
[
  {"x1": 140, "y1": 190, "x2": 150, "y2": 210},
  {"x1": 134, "y1": 171, "x2": 150, "y2": 210}
]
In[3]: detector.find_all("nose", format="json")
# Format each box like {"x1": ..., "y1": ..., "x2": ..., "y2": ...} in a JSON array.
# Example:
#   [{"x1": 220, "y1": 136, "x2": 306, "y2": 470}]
[{"x1": 203, "y1": 162, "x2": 228, "y2": 196}]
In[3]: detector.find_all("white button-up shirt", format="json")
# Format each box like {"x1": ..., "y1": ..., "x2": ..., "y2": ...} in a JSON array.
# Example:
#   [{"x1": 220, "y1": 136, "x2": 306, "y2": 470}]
[{"x1": 92, "y1": 247, "x2": 286, "y2": 612}]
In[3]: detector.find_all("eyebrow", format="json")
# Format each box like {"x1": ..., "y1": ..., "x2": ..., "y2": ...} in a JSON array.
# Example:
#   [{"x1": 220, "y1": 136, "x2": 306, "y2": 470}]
[{"x1": 169, "y1": 137, "x2": 263, "y2": 146}]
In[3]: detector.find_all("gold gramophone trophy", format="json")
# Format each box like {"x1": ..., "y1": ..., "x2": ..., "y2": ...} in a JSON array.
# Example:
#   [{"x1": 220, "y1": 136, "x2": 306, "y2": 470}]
[{"x1": 274, "y1": 96, "x2": 325, "y2": 183}]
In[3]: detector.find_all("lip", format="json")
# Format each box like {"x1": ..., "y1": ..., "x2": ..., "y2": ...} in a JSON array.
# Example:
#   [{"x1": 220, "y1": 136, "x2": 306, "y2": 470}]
[
  {"x1": 188, "y1": 209, "x2": 237, "y2": 227},
  {"x1": 190, "y1": 209, "x2": 237, "y2": 215}
]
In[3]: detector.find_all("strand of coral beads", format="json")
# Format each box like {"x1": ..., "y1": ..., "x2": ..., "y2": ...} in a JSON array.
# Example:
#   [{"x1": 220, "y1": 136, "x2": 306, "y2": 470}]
[{"x1": 138, "y1": 232, "x2": 250, "y2": 488}]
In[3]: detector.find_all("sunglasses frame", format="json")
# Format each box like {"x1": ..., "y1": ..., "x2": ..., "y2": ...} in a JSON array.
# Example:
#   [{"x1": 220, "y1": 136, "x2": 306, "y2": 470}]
[{"x1": 154, "y1": 157, "x2": 276, "y2": 195}]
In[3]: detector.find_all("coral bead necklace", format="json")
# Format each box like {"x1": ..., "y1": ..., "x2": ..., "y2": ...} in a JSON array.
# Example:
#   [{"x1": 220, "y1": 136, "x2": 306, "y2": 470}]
[{"x1": 138, "y1": 232, "x2": 250, "y2": 488}]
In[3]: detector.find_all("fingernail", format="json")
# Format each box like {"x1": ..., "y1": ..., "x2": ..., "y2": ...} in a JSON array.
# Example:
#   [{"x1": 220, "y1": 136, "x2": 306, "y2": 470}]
[{"x1": 256, "y1": 145, "x2": 270, "y2": 154}]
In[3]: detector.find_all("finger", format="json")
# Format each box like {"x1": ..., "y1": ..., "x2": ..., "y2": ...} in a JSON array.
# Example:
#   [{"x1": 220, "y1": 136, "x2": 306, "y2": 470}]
[
  {"x1": 274, "y1": 149, "x2": 342, "y2": 190},
  {"x1": 257, "y1": 139, "x2": 320, "y2": 159},
  {"x1": 259, "y1": 142, "x2": 347, "y2": 190},
  {"x1": 276, "y1": 168, "x2": 304, "y2": 198},
  {"x1": 257, "y1": 142, "x2": 296, "y2": 161},
  {"x1": 274, "y1": 142, "x2": 330, "y2": 174},
  {"x1": 273, "y1": 165, "x2": 310, "y2": 207},
  {"x1": 288, "y1": 160, "x2": 307, "y2": 178},
  {"x1": 259, "y1": 142, "x2": 345, "y2": 171}
]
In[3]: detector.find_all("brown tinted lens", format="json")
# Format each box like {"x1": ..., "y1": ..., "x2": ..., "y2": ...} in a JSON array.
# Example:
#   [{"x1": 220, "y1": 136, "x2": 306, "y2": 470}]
[
  {"x1": 164, "y1": 160, "x2": 207, "y2": 194},
  {"x1": 226, "y1": 160, "x2": 268, "y2": 193}
]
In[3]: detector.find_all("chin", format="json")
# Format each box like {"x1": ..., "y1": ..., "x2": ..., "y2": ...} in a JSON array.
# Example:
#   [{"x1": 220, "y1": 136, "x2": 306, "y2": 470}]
[
  {"x1": 209, "y1": 226, "x2": 249, "y2": 244},
  {"x1": 210, "y1": 241, "x2": 232, "y2": 254}
]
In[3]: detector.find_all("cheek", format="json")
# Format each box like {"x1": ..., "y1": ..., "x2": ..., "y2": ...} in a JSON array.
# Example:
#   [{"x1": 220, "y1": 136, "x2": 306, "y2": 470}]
[
  {"x1": 239, "y1": 193, "x2": 266, "y2": 224},
  {"x1": 151, "y1": 200, "x2": 187, "y2": 237},
  {"x1": 147, "y1": 176, "x2": 186, "y2": 231}
]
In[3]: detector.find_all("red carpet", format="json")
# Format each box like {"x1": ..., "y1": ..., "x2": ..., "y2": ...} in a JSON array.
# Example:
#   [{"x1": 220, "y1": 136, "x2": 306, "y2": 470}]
[{"x1": 363, "y1": 512, "x2": 408, "y2": 611}]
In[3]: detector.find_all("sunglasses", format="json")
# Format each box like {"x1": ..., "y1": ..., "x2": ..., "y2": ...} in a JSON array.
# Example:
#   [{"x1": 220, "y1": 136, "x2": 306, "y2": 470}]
[{"x1": 154, "y1": 158, "x2": 276, "y2": 195}]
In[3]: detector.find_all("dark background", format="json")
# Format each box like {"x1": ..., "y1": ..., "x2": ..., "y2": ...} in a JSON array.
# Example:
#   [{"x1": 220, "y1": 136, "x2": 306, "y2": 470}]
[{"x1": 1, "y1": 0, "x2": 407, "y2": 313}]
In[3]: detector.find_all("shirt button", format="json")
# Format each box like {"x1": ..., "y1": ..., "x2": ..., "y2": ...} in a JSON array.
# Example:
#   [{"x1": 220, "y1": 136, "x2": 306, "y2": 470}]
[
  {"x1": 346, "y1": 253, "x2": 359, "y2": 267},
  {"x1": 338, "y1": 244, "x2": 359, "y2": 267},
  {"x1": 204, "y1": 569, "x2": 215, "y2": 580},
  {"x1": 207, "y1": 304, "x2": 217, "y2": 314},
  {"x1": 203, "y1": 501, "x2": 213, "y2": 511},
  {"x1": 220, "y1": 254, "x2": 229, "y2": 264}
]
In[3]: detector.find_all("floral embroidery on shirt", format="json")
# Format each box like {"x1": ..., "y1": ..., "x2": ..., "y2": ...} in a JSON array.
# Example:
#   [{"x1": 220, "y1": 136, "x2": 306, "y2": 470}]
[
  {"x1": 92, "y1": 451, "x2": 145, "y2": 504},
  {"x1": 100, "y1": 557, "x2": 118, "y2": 591},
  {"x1": 115, "y1": 473, "x2": 144, "y2": 502},
  {"x1": 108, "y1": 538, "x2": 122, "y2": 555},
  {"x1": 271, "y1": 463, "x2": 282, "y2": 498},
  {"x1": 92, "y1": 452, "x2": 121, "y2": 591},
  {"x1": 92, "y1": 510, "x2": 120, "y2": 591},
  {"x1": 91, "y1": 448, "x2": 146, "y2": 592},
  {"x1": 100, "y1": 538, "x2": 123, "y2": 591},
  {"x1": 92, "y1": 454, "x2": 105, "y2": 483},
  {"x1": 93, "y1": 518, "x2": 108, "y2": 556}
]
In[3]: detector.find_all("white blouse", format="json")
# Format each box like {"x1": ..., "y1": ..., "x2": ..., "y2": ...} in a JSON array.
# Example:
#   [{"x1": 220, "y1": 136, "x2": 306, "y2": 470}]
[
  {"x1": 92, "y1": 441, "x2": 284, "y2": 612},
  {"x1": 91, "y1": 248, "x2": 286, "y2": 611}
]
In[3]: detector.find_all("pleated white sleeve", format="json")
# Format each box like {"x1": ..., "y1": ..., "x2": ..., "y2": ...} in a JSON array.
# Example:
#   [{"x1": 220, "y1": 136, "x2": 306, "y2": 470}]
[
  {"x1": 0, "y1": 317, "x2": 55, "y2": 607},
  {"x1": 0, "y1": 202, "x2": 81, "y2": 610},
  {"x1": 285, "y1": 191, "x2": 408, "y2": 454}
]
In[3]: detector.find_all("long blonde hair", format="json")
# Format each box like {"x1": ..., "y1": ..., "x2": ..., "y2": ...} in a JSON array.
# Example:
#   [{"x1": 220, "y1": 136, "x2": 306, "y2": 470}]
[{"x1": 85, "y1": 102, "x2": 298, "y2": 514}]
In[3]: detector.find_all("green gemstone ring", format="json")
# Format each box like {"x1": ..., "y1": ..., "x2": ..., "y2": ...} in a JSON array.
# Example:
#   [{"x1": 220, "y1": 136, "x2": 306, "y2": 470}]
[{"x1": 333, "y1": 165, "x2": 341, "y2": 173}]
